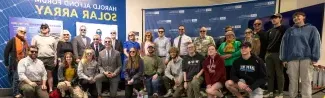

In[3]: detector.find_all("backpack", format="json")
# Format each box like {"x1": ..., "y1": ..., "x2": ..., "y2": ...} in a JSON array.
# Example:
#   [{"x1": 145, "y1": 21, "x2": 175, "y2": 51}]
[{"x1": 49, "y1": 89, "x2": 61, "y2": 98}]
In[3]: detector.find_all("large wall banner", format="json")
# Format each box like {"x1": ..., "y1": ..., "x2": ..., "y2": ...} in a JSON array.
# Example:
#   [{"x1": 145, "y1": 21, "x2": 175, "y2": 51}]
[
  {"x1": 9, "y1": 17, "x2": 63, "y2": 44},
  {"x1": 0, "y1": 0, "x2": 126, "y2": 88},
  {"x1": 144, "y1": 0, "x2": 276, "y2": 42}
]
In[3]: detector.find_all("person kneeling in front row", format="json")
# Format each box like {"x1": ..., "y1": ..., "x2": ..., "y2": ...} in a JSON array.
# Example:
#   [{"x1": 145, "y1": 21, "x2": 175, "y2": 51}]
[{"x1": 225, "y1": 42, "x2": 267, "y2": 98}]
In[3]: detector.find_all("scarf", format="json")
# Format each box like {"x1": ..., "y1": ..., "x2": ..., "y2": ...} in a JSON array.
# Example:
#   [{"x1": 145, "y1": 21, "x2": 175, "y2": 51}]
[
  {"x1": 15, "y1": 34, "x2": 28, "y2": 61},
  {"x1": 224, "y1": 39, "x2": 235, "y2": 53}
]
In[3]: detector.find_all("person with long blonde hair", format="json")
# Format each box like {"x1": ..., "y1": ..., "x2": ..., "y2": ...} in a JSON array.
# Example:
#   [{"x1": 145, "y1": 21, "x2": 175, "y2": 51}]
[
  {"x1": 77, "y1": 48, "x2": 99, "y2": 97},
  {"x1": 124, "y1": 47, "x2": 144, "y2": 98}
]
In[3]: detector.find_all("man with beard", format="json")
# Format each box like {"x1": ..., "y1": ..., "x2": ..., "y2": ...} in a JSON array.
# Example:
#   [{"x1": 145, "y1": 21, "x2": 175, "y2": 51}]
[
  {"x1": 142, "y1": 43, "x2": 165, "y2": 97},
  {"x1": 4, "y1": 27, "x2": 28, "y2": 98},
  {"x1": 72, "y1": 25, "x2": 91, "y2": 62},
  {"x1": 17, "y1": 45, "x2": 49, "y2": 98},
  {"x1": 163, "y1": 47, "x2": 184, "y2": 97}
]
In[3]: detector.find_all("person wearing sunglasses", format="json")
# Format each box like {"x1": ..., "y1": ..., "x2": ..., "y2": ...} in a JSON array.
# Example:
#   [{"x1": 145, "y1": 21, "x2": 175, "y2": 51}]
[
  {"x1": 4, "y1": 27, "x2": 28, "y2": 98},
  {"x1": 154, "y1": 27, "x2": 171, "y2": 65},
  {"x1": 123, "y1": 31, "x2": 140, "y2": 58},
  {"x1": 31, "y1": 23, "x2": 58, "y2": 92},
  {"x1": 140, "y1": 31, "x2": 155, "y2": 57},
  {"x1": 95, "y1": 37, "x2": 122, "y2": 98},
  {"x1": 280, "y1": 12, "x2": 320, "y2": 98},
  {"x1": 173, "y1": 25, "x2": 192, "y2": 58},
  {"x1": 193, "y1": 26, "x2": 215, "y2": 57},
  {"x1": 90, "y1": 34, "x2": 105, "y2": 61},
  {"x1": 243, "y1": 28, "x2": 260, "y2": 56},
  {"x1": 110, "y1": 30, "x2": 123, "y2": 53},
  {"x1": 77, "y1": 48, "x2": 99, "y2": 98},
  {"x1": 72, "y1": 25, "x2": 91, "y2": 63},
  {"x1": 17, "y1": 45, "x2": 49, "y2": 98},
  {"x1": 124, "y1": 47, "x2": 144, "y2": 98},
  {"x1": 253, "y1": 19, "x2": 267, "y2": 60},
  {"x1": 57, "y1": 30, "x2": 73, "y2": 63}
]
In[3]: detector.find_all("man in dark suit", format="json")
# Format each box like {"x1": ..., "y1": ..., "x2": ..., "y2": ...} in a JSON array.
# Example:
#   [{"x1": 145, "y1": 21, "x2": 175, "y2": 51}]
[
  {"x1": 110, "y1": 30, "x2": 123, "y2": 53},
  {"x1": 90, "y1": 34, "x2": 105, "y2": 60},
  {"x1": 95, "y1": 37, "x2": 122, "y2": 98},
  {"x1": 72, "y1": 25, "x2": 91, "y2": 62}
]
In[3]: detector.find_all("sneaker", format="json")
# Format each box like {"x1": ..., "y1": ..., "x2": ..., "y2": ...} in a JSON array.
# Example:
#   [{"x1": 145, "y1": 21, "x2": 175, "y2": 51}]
[
  {"x1": 200, "y1": 91, "x2": 207, "y2": 97},
  {"x1": 275, "y1": 93, "x2": 283, "y2": 98},
  {"x1": 263, "y1": 92, "x2": 274, "y2": 97},
  {"x1": 163, "y1": 89, "x2": 173, "y2": 97},
  {"x1": 153, "y1": 93, "x2": 159, "y2": 98}
]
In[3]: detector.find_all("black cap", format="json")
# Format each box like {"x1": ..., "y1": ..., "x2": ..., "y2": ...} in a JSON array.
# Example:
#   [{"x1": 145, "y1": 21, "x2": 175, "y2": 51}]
[
  {"x1": 271, "y1": 13, "x2": 282, "y2": 19},
  {"x1": 40, "y1": 23, "x2": 49, "y2": 29},
  {"x1": 241, "y1": 42, "x2": 252, "y2": 48}
]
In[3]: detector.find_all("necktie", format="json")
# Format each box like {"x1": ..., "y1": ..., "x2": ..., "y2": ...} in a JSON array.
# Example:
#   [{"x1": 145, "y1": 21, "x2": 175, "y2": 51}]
[
  {"x1": 95, "y1": 44, "x2": 99, "y2": 57},
  {"x1": 177, "y1": 36, "x2": 182, "y2": 51}
]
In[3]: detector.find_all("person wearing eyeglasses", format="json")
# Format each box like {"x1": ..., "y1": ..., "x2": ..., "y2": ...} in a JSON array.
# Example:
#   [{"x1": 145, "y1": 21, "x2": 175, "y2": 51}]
[
  {"x1": 173, "y1": 25, "x2": 192, "y2": 58},
  {"x1": 243, "y1": 28, "x2": 260, "y2": 56},
  {"x1": 17, "y1": 45, "x2": 49, "y2": 98},
  {"x1": 124, "y1": 47, "x2": 144, "y2": 98},
  {"x1": 31, "y1": 23, "x2": 58, "y2": 92},
  {"x1": 154, "y1": 27, "x2": 171, "y2": 65},
  {"x1": 253, "y1": 19, "x2": 267, "y2": 60},
  {"x1": 140, "y1": 31, "x2": 155, "y2": 57},
  {"x1": 123, "y1": 31, "x2": 140, "y2": 58},
  {"x1": 73, "y1": 25, "x2": 91, "y2": 63},
  {"x1": 95, "y1": 37, "x2": 122, "y2": 98},
  {"x1": 57, "y1": 30, "x2": 73, "y2": 63},
  {"x1": 77, "y1": 48, "x2": 99, "y2": 98},
  {"x1": 280, "y1": 12, "x2": 320, "y2": 98},
  {"x1": 182, "y1": 43, "x2": 205, "y2": 98},
  {"x1": 217, "y1": 31, "x2": 241, "y2": 80},
  {"x1": 142, "y1": 43, "x2": 165, "y2": 97},
  {"x1": 90, "y1": 34, "x2": 105, "y2": 61},
  {"x1": 194, "y1": 26, "x2": 215, "y2": 57},
  {"x1": 110, "y1": 30, "x2": 123, "y2": 53},
  {"x1": 4, "y1": 27, "x2": 28, "y2": 98}
]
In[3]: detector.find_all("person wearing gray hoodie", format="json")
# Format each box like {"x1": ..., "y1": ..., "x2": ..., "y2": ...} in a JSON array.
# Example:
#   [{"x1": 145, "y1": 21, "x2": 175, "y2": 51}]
[{"x1": 279, "y1": 12, "x2": 321, "y2": 98}]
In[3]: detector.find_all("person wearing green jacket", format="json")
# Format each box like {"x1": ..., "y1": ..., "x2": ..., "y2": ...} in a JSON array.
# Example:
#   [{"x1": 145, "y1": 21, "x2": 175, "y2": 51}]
[{"x1": 218, "y1": 31, "x2": 241, "y2": 79}]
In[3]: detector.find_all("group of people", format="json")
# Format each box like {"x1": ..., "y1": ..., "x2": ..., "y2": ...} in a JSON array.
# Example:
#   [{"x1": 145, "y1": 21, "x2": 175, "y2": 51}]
[{"x1": 4, "y1": 11, "x2": 321, "y2": 98}]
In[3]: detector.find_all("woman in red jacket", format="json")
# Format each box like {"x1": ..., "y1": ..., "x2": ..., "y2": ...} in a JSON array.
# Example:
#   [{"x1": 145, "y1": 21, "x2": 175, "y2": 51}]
[{"x1": 203, "y1": 45, "x2": 226, "y2": 98}]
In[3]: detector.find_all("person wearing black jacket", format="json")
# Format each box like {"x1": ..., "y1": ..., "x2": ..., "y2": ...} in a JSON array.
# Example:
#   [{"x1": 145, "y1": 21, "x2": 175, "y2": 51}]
[
  {"x1": 57, "y1": 30, "x2": 73, "y2": 61},
  {"x1": 253, "y1": 19, "x2": 267, "y2": 60},
  {"x1": 225, "y1": 42, "x2": 267, "y2": 98},
  {"x1": 4, "y1": 27, "x2": 28, "y2": 98},
  {"x1": 90, "y1": 34, "x2": 105, "y2": 61},
  {"x1": 264, "y1": 13, "x2": 288, "y2": 98}
]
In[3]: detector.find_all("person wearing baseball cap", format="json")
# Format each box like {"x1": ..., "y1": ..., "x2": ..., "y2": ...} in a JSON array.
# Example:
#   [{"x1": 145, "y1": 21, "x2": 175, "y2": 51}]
[
  {"x1": 142, "y1": 43, "x2": 165, "y2": 97},
  {"x1": 264, "y1": 13, "x2": 288, "y2": 98},
  {"x1": 280, "y1": 11, "x2": 320, "y2": 98},
  {"x1": 225, "y1": 42, "x2": 267, "y2": 98},
  {"x1": 31, "y1": 23, "x2": 58, "y2": 92}
]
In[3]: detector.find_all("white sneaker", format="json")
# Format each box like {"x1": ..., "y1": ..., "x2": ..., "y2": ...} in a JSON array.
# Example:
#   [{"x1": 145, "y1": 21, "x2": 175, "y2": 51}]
[{"x1": 263, "y1": 92, "x2": 273, "y2": 97}]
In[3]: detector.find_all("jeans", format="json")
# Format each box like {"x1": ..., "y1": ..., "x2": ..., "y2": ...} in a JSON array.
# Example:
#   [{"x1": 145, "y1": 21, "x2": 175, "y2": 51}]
[
  {"x1": 9, "y1": 70, "x2": 20, "y2": 96},
  {"x1": 144, "y1": 75, "x2": 160, "y2": 96}
]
